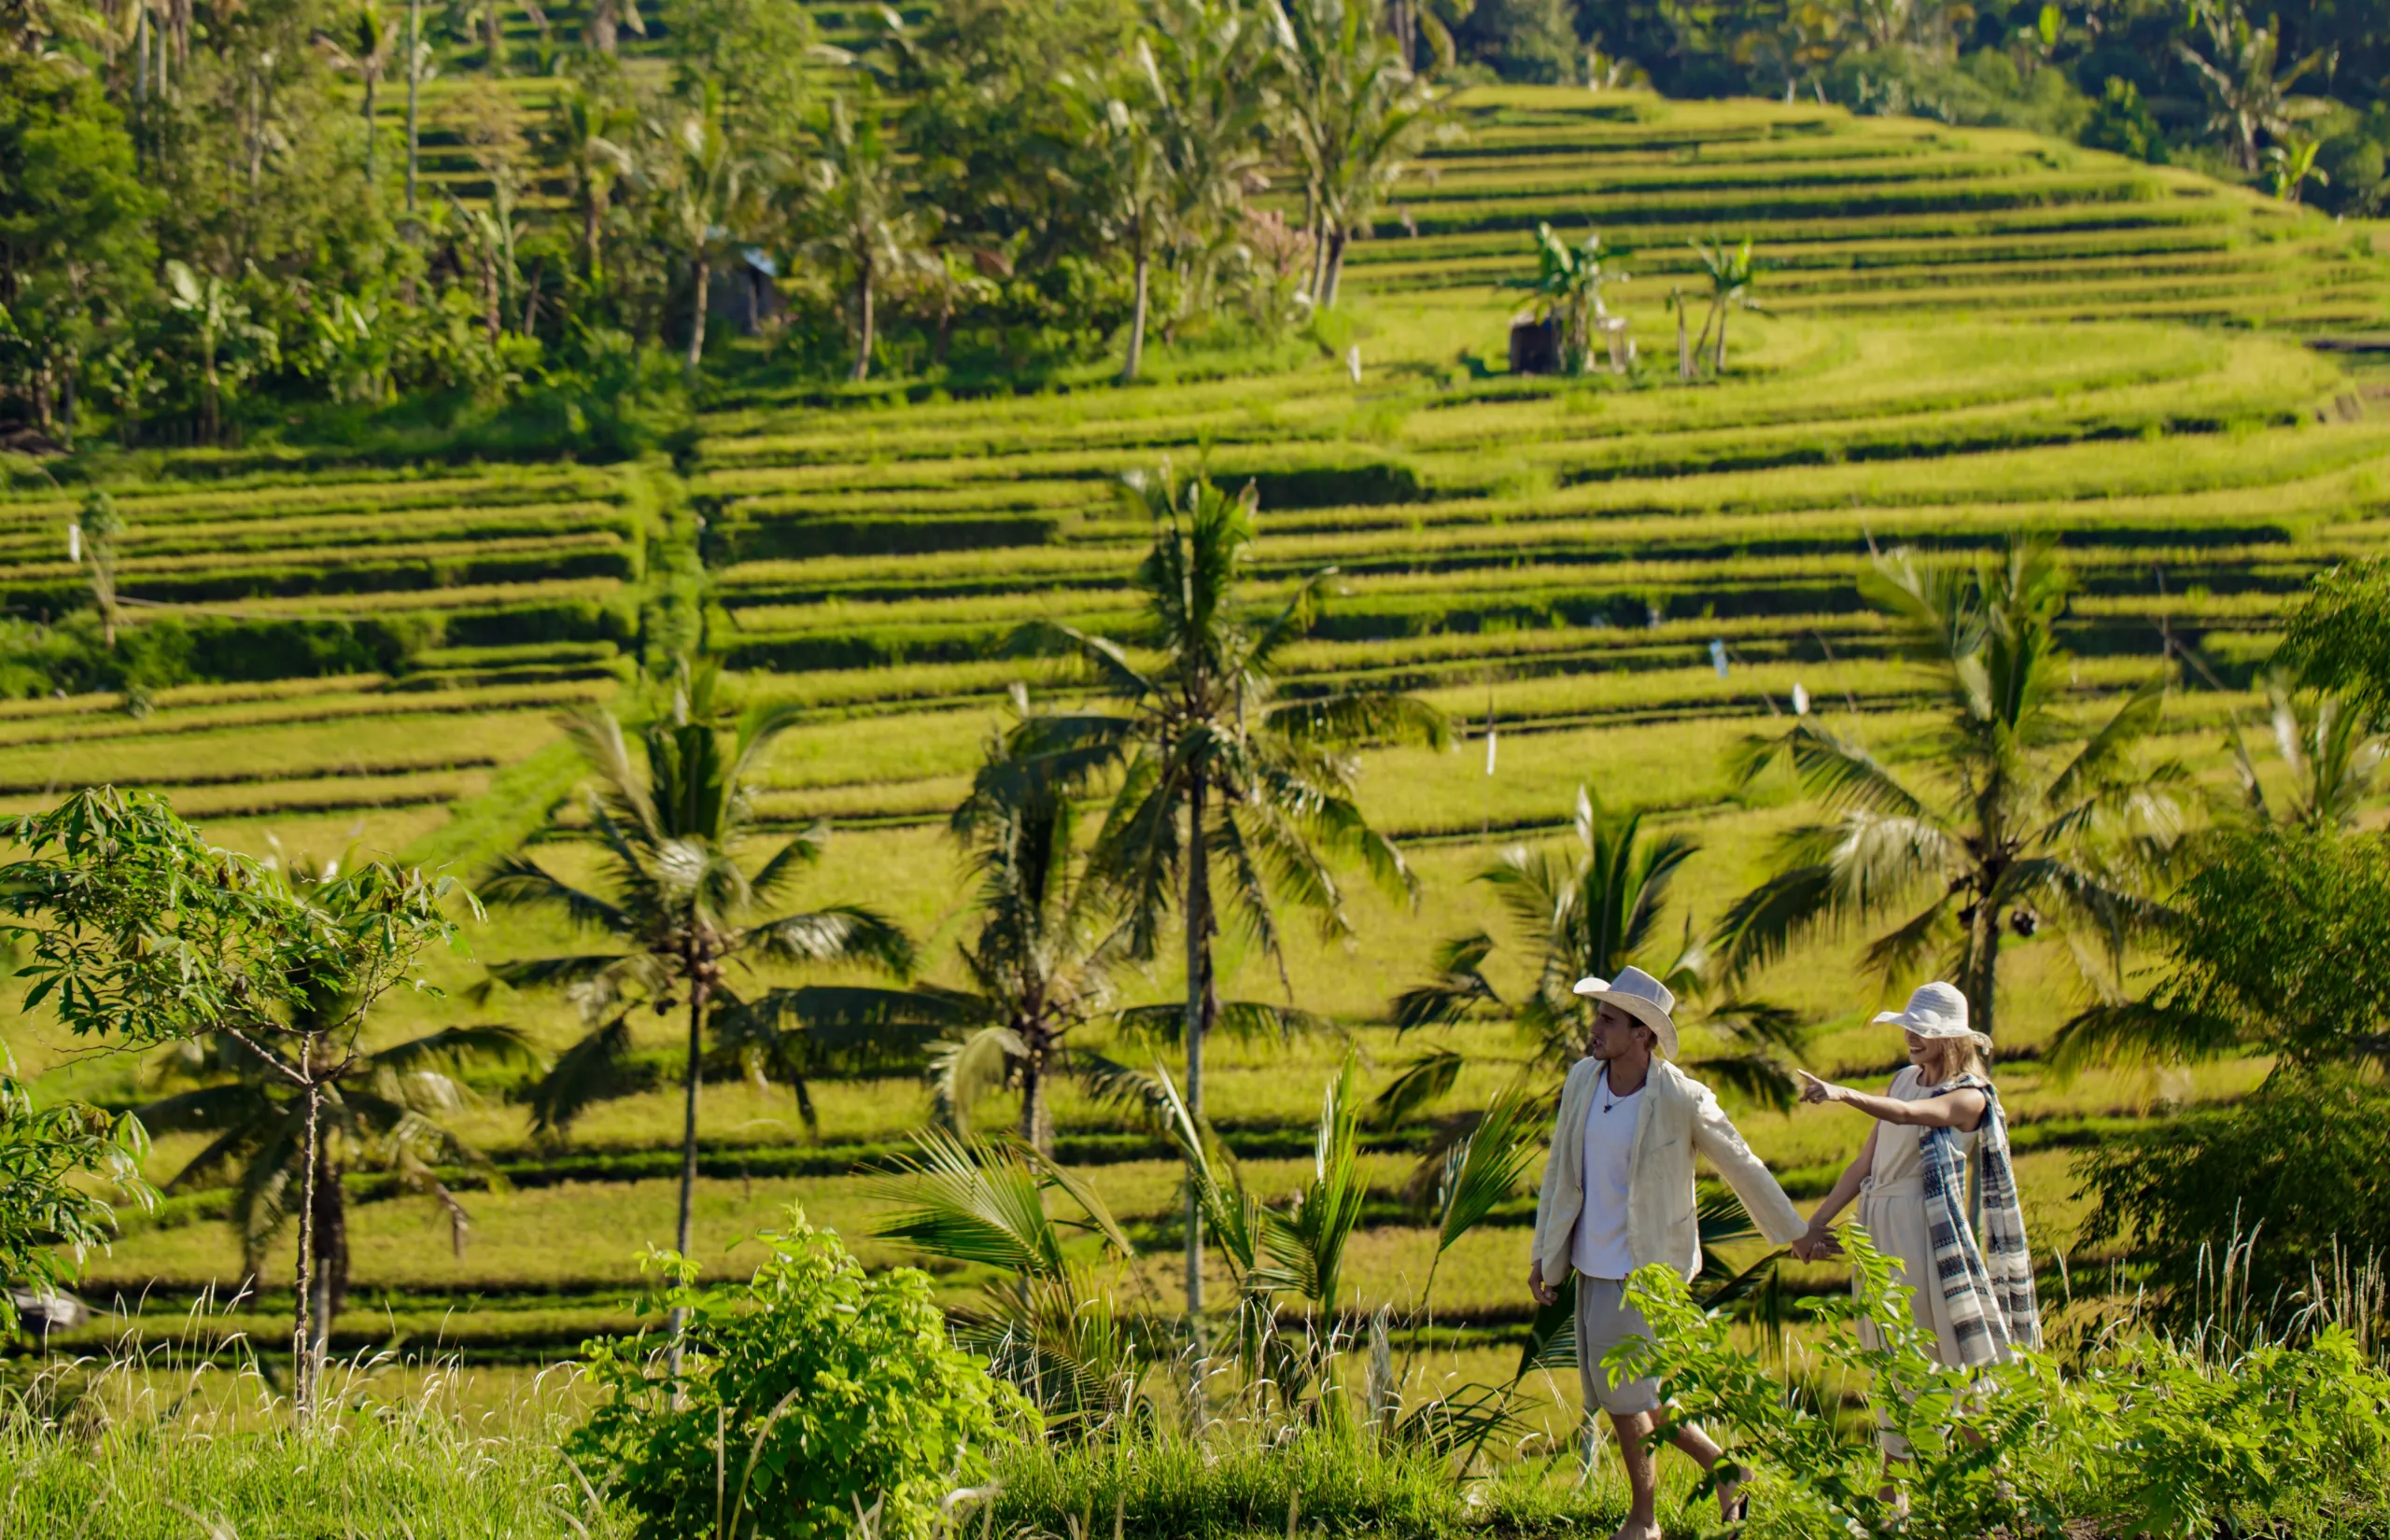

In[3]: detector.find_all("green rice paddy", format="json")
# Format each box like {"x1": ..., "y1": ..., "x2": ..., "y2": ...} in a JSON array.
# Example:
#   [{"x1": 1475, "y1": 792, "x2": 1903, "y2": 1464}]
[{"x1": 5, "y1": 88, "x2": 2384, "y2": 1386}]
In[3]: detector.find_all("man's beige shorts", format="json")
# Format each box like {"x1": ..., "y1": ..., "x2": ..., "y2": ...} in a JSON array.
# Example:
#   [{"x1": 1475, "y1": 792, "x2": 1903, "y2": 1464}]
[{"x1": 1574, "y1": 1275, "x2": 1662, "y2": 1417}]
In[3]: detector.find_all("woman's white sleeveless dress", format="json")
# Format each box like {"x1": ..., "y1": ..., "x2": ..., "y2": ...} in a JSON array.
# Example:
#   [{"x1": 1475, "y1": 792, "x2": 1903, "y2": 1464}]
[{"x1": 1853, "y1": 1065, "x2": 1980, "y2": 1368}]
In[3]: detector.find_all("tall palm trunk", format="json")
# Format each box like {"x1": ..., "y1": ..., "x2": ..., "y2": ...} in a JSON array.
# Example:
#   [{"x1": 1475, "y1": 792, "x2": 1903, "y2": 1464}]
[
  {"x1": 685, "y1": 252, "x2": 710, "y2": 376},
  {"x1": 485, "y1": 2, "x2": 502, "y2": 74},
  {"x1": 851, "y1": 256, "x2": 875, "y2": 383},
  {"x1": 582, "y1": 189, "x2": 602, "y2": 285},
  {"x1": 1961, "y1": 892, "x2": 2002, "y2": 1043},
  {"x1": 1182, "y1": 775, "x2": 1213, "y2": 1324},
  {"x1": 1019, "y1": 1039, "x2": 1054, "y2": 1156},
  {"x1": 1319, "y1": 227, "x2": 1348, "y2": 309},
  {"x1": 668, "y1": 973, "x2": 709, "y2": 1373},
  {"x1": 1122, "y1": 231, "x2": 1150, "y2": 384},
  {"x1": 404, "y1": 0, "x2": 420, "y2": 212},
  {"x1": 1714, "y1": 304, "x2": 1731, "y2": 373}
]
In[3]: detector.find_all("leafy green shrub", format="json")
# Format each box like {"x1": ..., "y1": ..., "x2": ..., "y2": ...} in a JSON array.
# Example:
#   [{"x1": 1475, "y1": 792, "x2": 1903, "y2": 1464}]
[{"x1": 568, "y1": 1208, "x2": 1035, "y2": 1540}]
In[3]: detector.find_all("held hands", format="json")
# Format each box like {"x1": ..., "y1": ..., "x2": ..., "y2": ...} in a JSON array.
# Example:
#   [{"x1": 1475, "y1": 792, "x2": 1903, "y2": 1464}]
[
  {"x1": 1795, "y1": 1070, "x2": 1847, "y2": 1106},
  {"x1": 1787, "y1": 1225, "x2": 1843, "y2": 1263}
]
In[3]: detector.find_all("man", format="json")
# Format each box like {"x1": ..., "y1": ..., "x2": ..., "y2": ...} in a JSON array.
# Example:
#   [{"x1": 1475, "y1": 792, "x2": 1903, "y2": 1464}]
[{"x1": 1527, "y1": 966, "x2": 1814, "y2": 1540}]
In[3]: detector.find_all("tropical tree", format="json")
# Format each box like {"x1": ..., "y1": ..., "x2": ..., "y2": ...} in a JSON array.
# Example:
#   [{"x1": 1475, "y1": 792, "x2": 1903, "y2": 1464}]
[
  {"x1": 650, "y1": 84, "x2": 758, "y2": 377},
  {"x1": 543, "y1": 83, "x2": 635, "y2": 287},
  {"x1": 584, "y1": 0, "x2": 641, "y2": 53},
  {"x1": 1689, "y1": 234, "x2": 1759, "y2": 373},
  {"x1": 2215, "y1": 676, "x2": 2384, "y2": 833},
  {"x1": 802, "y1": 84, "x2": 921, "y2": 384},
  {"x1": 316, "y1": 2, "x2": 401, "y2": 185},
  {"x1": 1505, "y1": 222, "x2": 1624, "y2": 375},
  {"x1": 140, "y1": 1018, "x2": 527, "y2": 1353},
  {"x1": 0, "y1": 791, "x2": 466, "y2": 1420},
  {"x1": 1391, "y1": 787, "x2": 1809, "y2": 1103},
  {"x1": 162, "y1": 259, "x2": 274, "y2": 445},
  {"x1": 73, "y1": 489, "x2": 123, "y2": 648},
  {"x1": 1060, "y1": 64, "x2": 1169, "y2": 385},
  {"x1": 1266, "y1": 0, "x2": 1441, "y2": 308},
  {"x1": 2175, "y1": 0, "x2": 2332, "y2": 175},
  {"x1": 1715, "y1": 539, "x2": 2182, "y2": 1042},
  {"x1": 403, "y1": 0, "x2": 433, "y2": 211},
  {"x1": 991, "y1": 465, "x2": 1447, "y2": 1319},
  {"x1": 1119, "y1": 0, "x2": 1274, "y2": 378},
  {"x1": 478, "y1": 671, "x2": 914, "y2": 1351},
  {"x1": 2280, "y1": 555, "x2": 2390, "y2": 721}
]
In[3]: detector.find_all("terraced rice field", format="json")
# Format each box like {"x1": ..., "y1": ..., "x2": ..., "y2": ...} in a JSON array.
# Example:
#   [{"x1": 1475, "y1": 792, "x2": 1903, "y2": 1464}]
[{"x1": 7, "y1": 89, "x2": 2387, "y2": 1381}]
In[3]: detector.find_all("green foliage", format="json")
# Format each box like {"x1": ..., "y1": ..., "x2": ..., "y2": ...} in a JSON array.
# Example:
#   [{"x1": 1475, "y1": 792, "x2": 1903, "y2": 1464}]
[
  {"x1": 568, "y1": 1208, "x2": 1035, "y2": 1540},
  {"x1": 2055, "y1": 827, "x2": 2390, "y2": 1074},
  {"x1": 0, "y1": 786, "x2": 467, "y2": 1053},
  {"x1": 2280, "y1": 556, "x2": 2390, "y2": 723},
  {"x1": 0, "y1": 1047, "x2": 152, "y2": 1327},
  {"x1": 2083, "y1": 77, "x2": 2170, "y2": 163},
  {"x1": 1622, "y1": 1227, "x2": 2390, "y2": 1539}
]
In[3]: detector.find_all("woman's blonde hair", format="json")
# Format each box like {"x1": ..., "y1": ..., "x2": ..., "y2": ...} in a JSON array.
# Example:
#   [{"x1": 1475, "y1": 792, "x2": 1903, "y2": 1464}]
[{"x1": 1918, "y1": 1031, "x2": 1992, "y2": 1085}]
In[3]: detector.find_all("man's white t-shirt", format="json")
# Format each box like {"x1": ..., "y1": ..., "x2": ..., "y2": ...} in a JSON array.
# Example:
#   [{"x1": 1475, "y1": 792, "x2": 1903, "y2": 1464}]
[{"x1": 1572, "y1": 1064, "x2": 1642, "y2": 1281}]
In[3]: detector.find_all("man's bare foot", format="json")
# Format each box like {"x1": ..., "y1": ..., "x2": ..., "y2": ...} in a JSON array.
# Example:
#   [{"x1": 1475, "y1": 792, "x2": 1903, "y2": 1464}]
[{"x1": 1609, "y1": 1521, "x2": 1663, "y2": 1540}]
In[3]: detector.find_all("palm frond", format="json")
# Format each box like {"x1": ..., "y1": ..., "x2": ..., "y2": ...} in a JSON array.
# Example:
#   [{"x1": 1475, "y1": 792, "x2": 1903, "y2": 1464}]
[
  {"x1": 744, "y1": 904, "x2": 917, "y2": 975},
  {"x1": 747, "y1": 821, "x2": 828, "y2": 904},
  {"x1": 474, "y1": 855, "x2": 632, "y2": 933},
  {"x1": 1265, "y1": 689, "x2": 1450, "y2": 749},
  {"x1": 1002, "y1": 620, "x2": 1158, "y2": 699},
  {"x1": 2048, "y1": 999, "x2": 2242, "y2": 1075},
  {"x1": 928, "y1": 1025, "x2": 1026, "y2": 1138},
  {"x1": 1389, "y1": 929, "x2": 1501, "y2": 1031},
  {"x1": 524, "y1": 1015, "x2": 640, "y2": 1141},
  {"x1": 1433, "y1": 1079, "x2": 1541, "y2": 1256},
  {"x1": 1371, "y1": 1048, "x2": 1466, "y2": 1128}
]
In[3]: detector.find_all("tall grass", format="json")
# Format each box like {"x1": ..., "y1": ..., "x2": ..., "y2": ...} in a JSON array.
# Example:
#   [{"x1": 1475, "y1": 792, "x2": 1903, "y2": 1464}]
[{"x1": 1, "y1": 1306, "x2": 614, "y2": 1540}]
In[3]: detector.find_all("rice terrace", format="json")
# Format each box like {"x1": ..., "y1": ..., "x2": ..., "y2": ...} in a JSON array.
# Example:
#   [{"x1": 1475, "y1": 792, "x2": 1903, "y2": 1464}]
[{"x1": 9, "y1": 0, "x2": 2390, "y2": 1531}]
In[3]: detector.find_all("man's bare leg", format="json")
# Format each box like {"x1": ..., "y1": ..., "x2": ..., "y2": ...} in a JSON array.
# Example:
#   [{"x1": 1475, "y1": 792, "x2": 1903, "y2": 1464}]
[{"x1": 1609, "y1": 1409, "x2": 1662, "y2": 1540}]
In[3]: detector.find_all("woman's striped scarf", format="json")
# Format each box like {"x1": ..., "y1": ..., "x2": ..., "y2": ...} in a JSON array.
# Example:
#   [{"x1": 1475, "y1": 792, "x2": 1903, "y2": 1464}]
[{"x1": 1918, "y1": 1073, "x2": 2041, "y2": 1366}]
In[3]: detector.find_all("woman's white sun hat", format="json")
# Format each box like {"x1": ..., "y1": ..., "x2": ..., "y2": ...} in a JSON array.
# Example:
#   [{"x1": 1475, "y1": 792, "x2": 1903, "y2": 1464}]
[
  {"x1": 1572, "y1": 965, "x2": 1680, "y2": 1059},
  {"x1": 1875, "y1": 980, "x2": 1972, "y2": 1039}
]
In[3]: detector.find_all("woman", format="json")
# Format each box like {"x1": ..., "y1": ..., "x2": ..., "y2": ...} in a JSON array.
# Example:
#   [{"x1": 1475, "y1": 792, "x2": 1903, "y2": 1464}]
[{"x1": 1792, "y1": 981, "x2": 2042, "y2": 1373}]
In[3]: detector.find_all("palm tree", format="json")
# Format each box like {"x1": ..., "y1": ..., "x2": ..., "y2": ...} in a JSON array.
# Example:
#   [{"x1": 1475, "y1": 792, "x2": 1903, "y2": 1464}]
[
  {"x1": 651, "y1": 84, "x2": 757, "y2": 379},
  {"x1": 316, "y1": 2, "x2": 401, "y2": 185},
  {"x1": 1265, "y1": 0, "x2": 1441, "y2": 308},
  {"x1": 478, "y1": 668, "x2": 914, "y2": 1340},
  {"x1": 1392, "y1": 787, "x2": 1809, "y2": 1103},
  {"x1": 723, "y1": 743, "x2": 1132, "y2": 1156},
  {"x1": 2176, "y1": 0, "x2": 2332, "y2": 175},
  {"x1": 2216, "y1": 675, "x2": 2384, "y2": 833},
  {"x1": 992, "y1": 466, "x2": 1446, "y2": 1320},
  {"x1": 1090, "y1": 0, "x2": 1272, "y2": 382},
  {"x1": 1714, "y1": 538, "x2": 2181, "y2": 1042},
  {"x1": 543, "y1": 83, "x2": 635, "y2": 287},
  {"x1": 803, "y1": 84, "x2": 921, "y2": 385},
  {"x1": 402, "y1": 0, "x2": 432, "y2": 212},
  {"x1": 141, "y1": 1022, "x2": 527, "y2": 1355},
  {"x1": 1689, "y1": 234, "x2": 1760, "y2": 374}
]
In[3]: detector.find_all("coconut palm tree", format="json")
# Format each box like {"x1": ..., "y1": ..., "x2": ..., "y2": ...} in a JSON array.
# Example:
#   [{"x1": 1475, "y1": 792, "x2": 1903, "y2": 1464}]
[
  {"x1": 1689, "y1": 233, "x2": 1760, "y2": 374},
  {"x1": 543, "y1": 83, "x2": 635, "y2": 288},
  {"x1": 803, "y1": 83, "x2": 922, "y2": 385},
  {"x1": 140, "y1": 1020, "x2": 528, "y2": 1354},
  {"x1": 1390, "y1": 786, "x2": 1809, "y2": 1104},
  {"x1": 316, "y1": 2, "x2": 401, "y2": 185},
  {"x1": 991, "y1": 465, "x2": 1447, "y2": 1319},
  {"x1": 1264, "y1": 0, "x2": 1441, "y2": 308},
  {"x1": 2216, "y1": 676, "x2": 2384, "y2": 833},
  {"x1": 720, "y1": 743, "x2": 1132, "y2": 1155},
  {"x1": 2176, "y1": 0, "x2": 2332, "y2": 175},
  {"x1": 651, "y1": 83, "x2": 759, "y2": 378},
  {"x1": 1714, "y1": 538, "x2": 2182, "y2": 1042},
  {"x1": 478, "y1": 668, "x2": 914, "y2": 1337}
]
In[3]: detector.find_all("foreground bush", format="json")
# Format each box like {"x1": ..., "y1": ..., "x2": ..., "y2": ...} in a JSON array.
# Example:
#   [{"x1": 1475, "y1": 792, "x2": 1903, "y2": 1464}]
[{"x1": 568, "y1": 1208, "x2": 1034, "y2": 1540}]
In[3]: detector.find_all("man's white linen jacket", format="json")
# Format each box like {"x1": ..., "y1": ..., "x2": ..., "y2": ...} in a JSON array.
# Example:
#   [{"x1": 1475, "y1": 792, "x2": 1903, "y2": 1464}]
[{"x1": 1531, "y1": 1057, "x2": 1807, "y2": 1283}]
